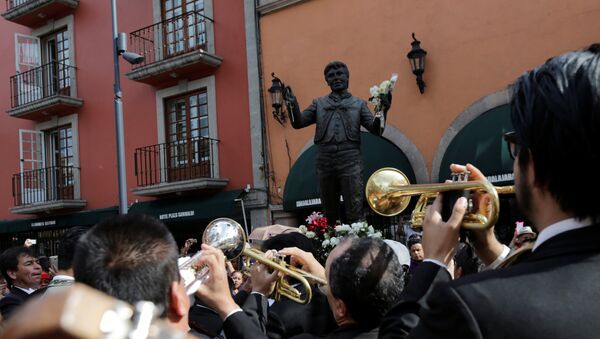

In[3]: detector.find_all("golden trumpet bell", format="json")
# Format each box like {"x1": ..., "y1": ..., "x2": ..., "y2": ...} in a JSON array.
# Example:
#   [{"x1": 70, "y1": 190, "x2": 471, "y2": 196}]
[{"x1": 365, "y1": 168, "x2": 412, "y2": 217}]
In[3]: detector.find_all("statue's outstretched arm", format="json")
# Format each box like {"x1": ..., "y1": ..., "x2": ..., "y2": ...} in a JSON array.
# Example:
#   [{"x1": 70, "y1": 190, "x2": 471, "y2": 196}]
[{"x1": 286, "y1": 86, "x2": 316, "y2": 129}]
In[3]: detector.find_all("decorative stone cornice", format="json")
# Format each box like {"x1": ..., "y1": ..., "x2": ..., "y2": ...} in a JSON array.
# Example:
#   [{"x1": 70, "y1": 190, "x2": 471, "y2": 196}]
[
  {"x1": 257, "y1": 0, "x2": 310, "y2": 15},
  {"x1": 10, "y1": 199, "x2": 86, "y2": 215},
  {"x1": 132, "y1": 178, "x2": 229, "y2": 196}
]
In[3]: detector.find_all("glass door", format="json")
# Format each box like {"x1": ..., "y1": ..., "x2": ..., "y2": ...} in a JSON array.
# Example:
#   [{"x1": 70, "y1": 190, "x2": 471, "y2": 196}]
[
  {"x1": 162, "y1": 0, "x2": 205, "y2": 58},
  {"x1": 165, "y1": 89, "x2": 210, "y2": 181}
]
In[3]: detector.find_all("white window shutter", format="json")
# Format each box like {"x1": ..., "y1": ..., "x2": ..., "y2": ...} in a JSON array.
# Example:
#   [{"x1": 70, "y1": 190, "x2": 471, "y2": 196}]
[{"x1": 15, "y1": 33, "x2": 41, "y2": 72}]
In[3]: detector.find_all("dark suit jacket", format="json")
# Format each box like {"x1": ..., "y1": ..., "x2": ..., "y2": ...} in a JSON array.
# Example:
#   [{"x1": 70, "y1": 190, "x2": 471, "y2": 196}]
[
  {"x1": 223, "y1": 291, "x2": 374, "y2": 339},
  {"x1": 222, "y1": 292, "x2": 270, "y2": 339},
  {"x1": 0, "y1": 287, "x2": 45, "y2": 319},
  {"x1": 379, "y1": 225, "x2": 600, "y2": 339},
  {"x1": 188, "y1": 290, "x2": 258, "y2": 338},
  {"x1": 188, "y1": 297, "x2": 224, "y2": 337},
  {"x1": 267, "y1": 285, "x2": 337, "y2": 338}
]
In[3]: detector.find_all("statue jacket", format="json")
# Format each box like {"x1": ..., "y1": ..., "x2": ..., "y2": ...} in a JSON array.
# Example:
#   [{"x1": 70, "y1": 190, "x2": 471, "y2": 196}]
[{"x1": 291, "y1": 92, "x2": 383, "y2": 145}]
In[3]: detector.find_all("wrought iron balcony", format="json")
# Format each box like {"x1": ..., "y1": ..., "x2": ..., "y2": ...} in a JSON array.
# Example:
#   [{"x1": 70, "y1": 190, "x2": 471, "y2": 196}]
[
  {"x1": 133, "y1": 136, "x2": 228, "y2": 196},
  {"x1": 2, "y1": 0, "x2": 79, "y2": 28},
  {"x1": 8, "y1": 61, "x2": 83, "y2": 120},
  {"x1": 126, "y1": 11, "x2": 222, "y2": 87},
  {"x1": 11, "y1": 165, "x2": 86, "y2": 214}
]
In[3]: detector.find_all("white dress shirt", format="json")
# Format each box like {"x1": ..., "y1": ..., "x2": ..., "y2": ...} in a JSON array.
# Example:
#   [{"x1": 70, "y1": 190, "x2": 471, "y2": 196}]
[{"x1": 14, "y1": 286, "x2": 36, "y2": 294}]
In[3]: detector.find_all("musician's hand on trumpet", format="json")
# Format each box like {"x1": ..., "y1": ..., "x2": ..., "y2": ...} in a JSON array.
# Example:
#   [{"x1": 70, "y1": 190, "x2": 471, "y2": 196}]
[
  {"x1": 194, "y1": 244, "x2": 240, "y2": 320},
  {"x1": 277, "y1": 247, "x2": 326, "y2": 282},
  {"x1": 449, "y1": 163, "x2": 506, "y2": 266},
  {"x1": 249, "y1": 250, "x2": 282, "y2": 296},
  {"x1": 422, "y1": 193, "x2": 468, "y2": 267}
]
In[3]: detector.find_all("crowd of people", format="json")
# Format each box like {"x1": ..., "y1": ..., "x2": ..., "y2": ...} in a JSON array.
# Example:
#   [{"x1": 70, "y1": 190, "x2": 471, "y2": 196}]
[{"x1": 0, "y1": 44, "x2": 598, "y2": 339}]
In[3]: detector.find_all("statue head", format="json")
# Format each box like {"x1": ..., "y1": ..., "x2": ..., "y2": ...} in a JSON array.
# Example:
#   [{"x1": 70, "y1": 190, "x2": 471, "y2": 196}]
[{"x1": 324, "y1": 61, "x2": 349, "y2": 93}]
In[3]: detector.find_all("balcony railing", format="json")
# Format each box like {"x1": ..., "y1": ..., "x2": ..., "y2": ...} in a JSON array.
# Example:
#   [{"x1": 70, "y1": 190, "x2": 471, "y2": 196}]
[
  {"x1": 5, "y1": 0, "x2": 31, "y2": 11},
  {"x1": 135, "y1": 136, "x2": 219, "y2": 187},
  {"x1": 12, "y1": 165, "x2": 79, "y2": 206},
  {"x1": 129, "y1": 11, "x2": 213, "y2": 70},
  {"x1": 10, "y1": 61, "x2": 75, "y2": 108}
]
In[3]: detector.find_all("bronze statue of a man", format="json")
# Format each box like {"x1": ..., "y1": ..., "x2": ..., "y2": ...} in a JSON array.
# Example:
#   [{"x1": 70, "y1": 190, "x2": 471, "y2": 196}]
[{"x1": 287, "y1": 61, "x2": 390, "y2": 224}]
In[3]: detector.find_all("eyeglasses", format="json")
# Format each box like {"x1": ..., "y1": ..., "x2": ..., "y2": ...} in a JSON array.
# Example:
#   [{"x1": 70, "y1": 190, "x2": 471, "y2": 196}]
[
  {"x1": 503, "y1": 131, "x2": 521, "y2": 160},
  {"x1": 317, "y1": 282, "x2": 329, "y2": 295}
]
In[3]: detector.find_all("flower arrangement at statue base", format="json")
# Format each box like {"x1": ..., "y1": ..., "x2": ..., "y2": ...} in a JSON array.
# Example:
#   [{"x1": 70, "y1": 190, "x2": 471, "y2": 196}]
[{"x1": 298, "y1": 212, "x2": 383, "y2": 263}]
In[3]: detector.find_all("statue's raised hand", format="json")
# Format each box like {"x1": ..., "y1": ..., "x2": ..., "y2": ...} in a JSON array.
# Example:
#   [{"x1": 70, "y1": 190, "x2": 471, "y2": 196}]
[
  {"x1": 382, "y1": 92, "x2": 392, "y2": 114},
  {"x1": 284, "y1": 85, "x2": 297, "y2": 104},
  {"x1": 284, "y1": 85, "x2": 301, "y2": 125}
]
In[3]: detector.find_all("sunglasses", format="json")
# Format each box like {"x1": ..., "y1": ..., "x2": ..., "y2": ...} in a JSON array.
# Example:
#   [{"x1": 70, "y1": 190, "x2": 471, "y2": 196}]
[{"x1": 503, "y1": 131, "x2": 521, "y2": 160}]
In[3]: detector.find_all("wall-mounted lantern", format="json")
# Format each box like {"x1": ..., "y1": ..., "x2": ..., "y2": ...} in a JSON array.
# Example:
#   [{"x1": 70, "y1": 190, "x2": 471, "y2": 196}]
[
  {"x1": 268, "y1": 73, "x2": 287, "y2": 124},
  {"x1": 407, "y1": 33, "x2": 427, "y2": 94}
]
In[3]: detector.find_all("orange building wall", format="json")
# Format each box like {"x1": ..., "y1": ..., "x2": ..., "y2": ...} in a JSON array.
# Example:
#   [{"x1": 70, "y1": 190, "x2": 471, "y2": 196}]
[{"x1": 259, "y1": 0, "x2": 600, "y2": 203}]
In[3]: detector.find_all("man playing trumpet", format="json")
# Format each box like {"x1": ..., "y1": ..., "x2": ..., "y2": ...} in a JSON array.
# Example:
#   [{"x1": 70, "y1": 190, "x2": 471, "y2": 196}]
[{"x1": 380, "y1": 44, "x2": 600, "y2": 339}]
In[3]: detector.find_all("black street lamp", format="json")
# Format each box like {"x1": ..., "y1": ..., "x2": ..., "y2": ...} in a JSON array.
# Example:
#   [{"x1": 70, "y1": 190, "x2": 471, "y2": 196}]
[
  {"x1": 407, "y1": 33, "x2": 427, "y2": 94},
  {"x1": 268, "y1": 73, "x2": 286, "y2": 124}
]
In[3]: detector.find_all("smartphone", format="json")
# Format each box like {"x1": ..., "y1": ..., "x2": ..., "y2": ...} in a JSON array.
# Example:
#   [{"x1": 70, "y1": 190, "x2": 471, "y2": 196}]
[{"x1": 49, "y1": 255, "x2": 58, "y2": 272}]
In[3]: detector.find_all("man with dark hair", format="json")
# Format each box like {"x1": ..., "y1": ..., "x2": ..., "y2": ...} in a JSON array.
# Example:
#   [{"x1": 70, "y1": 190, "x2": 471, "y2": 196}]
[
  {"x1": 406, "y1": 235, "x2": 424, "y2": 280},
  {"x1": 452, "y1": 242, "x2": 479, "y2": 278},
  {"x1": 288, "y1": 61, "x2": 390, "y2": 223},
  {"x1": 0, "y1": 246, "x2": 43, "y2": 319},
  {"x1": 261, "y1": 232, "x2": 315, "y2": 256},
  {"x1": 73, "y1": 214, "x2": 191, "y2": 333},
  {"x1": 380, "y1": 44, "x2": 600, "y2": 338},
  {"x1": 46, "y1": 226, "x2": 88, "y2": 291}
]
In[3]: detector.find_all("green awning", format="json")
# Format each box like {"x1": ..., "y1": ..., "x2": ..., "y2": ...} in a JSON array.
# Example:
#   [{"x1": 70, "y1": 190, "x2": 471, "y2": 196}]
[
  {"x1": 283, "y1": 132, "x2": 416, "y2": 211},
  {"x1": 128, "y1": 189, "x2": 244, "y2": 222},
  {"x1": 438, "y1": 104, "x2": 514, "y2": 184},
  {"x1": 0, "y1": 207, "x2": 118, "y2": 235}
]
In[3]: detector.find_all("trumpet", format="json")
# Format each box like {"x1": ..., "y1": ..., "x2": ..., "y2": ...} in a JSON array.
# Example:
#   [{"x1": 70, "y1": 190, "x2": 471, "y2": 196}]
[
  {"x1": 243, "y1": 246, "x2": 327, "y2": 304},
  {"x1": 365, "y1": 167, "x2": 514, "y2": 230},
  {"x1": 179, "y1": 218, "x2": 326, "y2": 304}
]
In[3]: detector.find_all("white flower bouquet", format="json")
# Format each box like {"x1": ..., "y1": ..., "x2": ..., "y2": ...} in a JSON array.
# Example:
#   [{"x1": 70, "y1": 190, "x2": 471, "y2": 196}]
[
  {"x1": 368, "y1": 73, "x2": 398, "y2": 129},
  {"x1": 369, "y1": 73, "x2": 398, "y2": 111}
]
